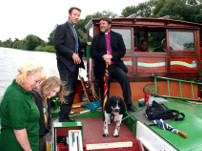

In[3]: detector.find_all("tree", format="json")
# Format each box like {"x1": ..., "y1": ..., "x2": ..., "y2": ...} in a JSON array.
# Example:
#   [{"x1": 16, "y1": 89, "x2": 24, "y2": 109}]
[
  {"x1": 76, "y1": 19, "x2": 87, "y2": 41},
  {"x1": 121, "y1": 0, "x2": 157, "y2": 17},
  {"x1": 23, "y1": 34, "x2": 43, "y2": 50},
  {"x1": 122, "y1": 6, "x2": 138, "y2": 17},
  {"x1": 48, "y1": 27, "x2": 56, "y2": 45},
  {"x1": 3, "y1": 38, "x2": 13, "y2": 48},
  {"x1": 13, "y1": 38, "x2": 23, "y2": 49},
  {"x1": 152, "y1": 0, "x2": 202, "y2": 21},
  {"x1": 136, "y1": 2, "x2": 153, "y2": 17}
]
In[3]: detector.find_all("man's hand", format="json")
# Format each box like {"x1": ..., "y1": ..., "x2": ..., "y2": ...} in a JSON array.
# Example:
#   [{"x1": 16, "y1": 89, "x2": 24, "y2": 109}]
[
  {"x1": 72, "y1": 53, "x2": 81, "y2": 64},
  {"x1": 105, "y1": 59, "x2": 112, "y2": 65},
  {"x1": 102, "y1": 54, "x2": 112, "y2": 65},
  {"x1": 102, "y1": 54, "x2": 112, "y2": 62},
  {"x1": 87, "y1": 42, "x2": 91, "y2": 45}
]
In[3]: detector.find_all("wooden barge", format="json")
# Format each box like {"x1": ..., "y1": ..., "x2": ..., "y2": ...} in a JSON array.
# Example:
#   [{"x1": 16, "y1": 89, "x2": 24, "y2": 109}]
[{"x1": 51, "y1": 17, "x2": 202, "y2": 151}]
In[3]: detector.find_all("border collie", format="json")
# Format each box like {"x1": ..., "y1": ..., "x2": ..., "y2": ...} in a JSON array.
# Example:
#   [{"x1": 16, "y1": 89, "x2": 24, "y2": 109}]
[{"x1": 103, "y1": 96, "x2": 126, "y2": 137}]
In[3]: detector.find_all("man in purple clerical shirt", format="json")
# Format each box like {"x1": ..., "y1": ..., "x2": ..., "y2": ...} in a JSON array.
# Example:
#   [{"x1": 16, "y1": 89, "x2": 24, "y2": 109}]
[{"x1": 90, "y1": 17, "x2": 137, "y2": 112}]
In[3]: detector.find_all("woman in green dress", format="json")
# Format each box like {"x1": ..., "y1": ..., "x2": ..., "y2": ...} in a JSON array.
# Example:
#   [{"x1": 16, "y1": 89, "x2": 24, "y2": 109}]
[{"x1": 0, "y1": 61, "x2": 46, "y2": 151}]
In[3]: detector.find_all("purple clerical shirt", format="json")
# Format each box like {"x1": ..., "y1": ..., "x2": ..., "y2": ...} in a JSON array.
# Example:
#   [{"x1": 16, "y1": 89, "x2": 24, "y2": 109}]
[{"x1": 104, "y1": 31, "x2": 115, "y2": 64}]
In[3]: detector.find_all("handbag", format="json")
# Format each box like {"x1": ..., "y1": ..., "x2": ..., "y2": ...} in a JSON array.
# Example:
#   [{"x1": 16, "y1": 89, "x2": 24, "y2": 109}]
[{"x1": 145, "y1": 101, "x2": 185, "y2": 121}]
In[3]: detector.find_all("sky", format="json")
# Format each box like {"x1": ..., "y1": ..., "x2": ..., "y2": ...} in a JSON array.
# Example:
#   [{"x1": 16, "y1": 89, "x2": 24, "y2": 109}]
[{"x1": 0, "y1": 0, "x2": 147, "y2": 42}]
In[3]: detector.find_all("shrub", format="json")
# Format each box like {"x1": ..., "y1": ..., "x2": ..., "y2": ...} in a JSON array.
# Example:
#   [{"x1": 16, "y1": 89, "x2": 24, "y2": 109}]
[{"x1": 35, "y1": 45, "x2": 56, "y2": 53}]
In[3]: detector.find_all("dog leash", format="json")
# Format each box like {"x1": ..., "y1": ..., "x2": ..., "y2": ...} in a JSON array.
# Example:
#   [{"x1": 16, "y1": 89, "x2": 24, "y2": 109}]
[{"x1": 122, "y1": 105, "x2": 149, "y2": 121}]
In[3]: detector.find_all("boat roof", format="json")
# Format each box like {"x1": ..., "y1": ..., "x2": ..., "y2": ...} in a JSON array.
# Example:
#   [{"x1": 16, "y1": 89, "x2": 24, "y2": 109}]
[{"x1": 85, "y1": 17, "x2": 202, "y2": 30}]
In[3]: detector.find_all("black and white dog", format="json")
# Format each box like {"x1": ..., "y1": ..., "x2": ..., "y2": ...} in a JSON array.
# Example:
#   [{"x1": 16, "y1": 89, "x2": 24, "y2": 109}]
[{"x1": 103, "y1": 96, "x2": 126, "y2": 137}]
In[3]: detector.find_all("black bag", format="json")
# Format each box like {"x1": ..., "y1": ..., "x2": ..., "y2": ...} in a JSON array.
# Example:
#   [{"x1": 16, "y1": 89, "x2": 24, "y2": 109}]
[{"x1": 145, "y1": 101, "x2": 185, "y2": 121}]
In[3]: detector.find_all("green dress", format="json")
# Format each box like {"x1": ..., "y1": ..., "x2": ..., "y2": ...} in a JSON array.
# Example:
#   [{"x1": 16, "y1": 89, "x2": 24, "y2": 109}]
[{"x1": 0, "y1": 80, "x2": 40, "y2": 151}]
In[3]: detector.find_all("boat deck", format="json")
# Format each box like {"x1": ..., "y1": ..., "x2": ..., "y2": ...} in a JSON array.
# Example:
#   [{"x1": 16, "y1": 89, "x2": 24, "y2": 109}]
[
  {"x1": 133, "y1": 99, "x2": 202, "y2": 151},
  {"x1": 55, "y1": 113, "x2": 139, "y2": 151},
  {"x1": 149, "y1": 100, "x2": 202, "y2": 151},
  {"x1": 51, "y1": 99, "x2": 202, "y2": 151},
  {"x1": 53, "y1": 110, "x2": 140, "y2": 151},
  {"x1": 78, "y1": 118, "x2": 139, "y2": 151}
]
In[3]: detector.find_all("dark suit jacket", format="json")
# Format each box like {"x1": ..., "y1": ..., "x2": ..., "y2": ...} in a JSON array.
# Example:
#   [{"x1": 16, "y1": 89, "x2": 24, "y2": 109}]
[
  {"x1": 54, "y1": 22, "x2": 87, "y2": 72},
  {"x1": 90, "y1": 30, "x2": 128, "y2": 79}
]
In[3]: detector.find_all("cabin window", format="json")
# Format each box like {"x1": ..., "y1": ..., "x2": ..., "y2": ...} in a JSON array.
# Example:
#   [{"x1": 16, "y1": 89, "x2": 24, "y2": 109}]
[
  {"x1": 169, "y1": 31, "x2": 195, "y2": 51},
  {"x1": 148, "y1": 32, "x2": 166, "y2": 52},
  {"x1": 134, "y1": 31, "x2": 146, "y2": 50},
  {"x1": 112, "y1": 29, "x2": 132, "y2": 50},
  {"x1": 134, "y1": 30, "x2": 166, "y2": 52}
]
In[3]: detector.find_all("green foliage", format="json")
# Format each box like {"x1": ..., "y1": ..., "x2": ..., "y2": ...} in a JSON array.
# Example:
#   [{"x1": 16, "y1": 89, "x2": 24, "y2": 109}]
[
  {"x1": 76, "y1": 19, "x2": 87, "y2": 37},
  {"x1": 12, "y1": 38, "x2": 24, "y2": 49},
  {"x1": 77, "y1": 28, "x2": 87, "y2": 42},
  {"x1": 122, "y1": 0, "x2": 157, "y2": 17},
  {"x1": 195, "y1": 13, "x2": 202, "y2": 23},
  {"x1": 0, "y1": 38, "x2": 23, "y2": 49},
  {"x1": 152, "y1": 0, "x2": 202, "y2": 21},
  {"x1": 0, "y1": 38, "x2": 14, "y2": 48},
  {"x1": 137, "y1": 2, "x2": 153, "y2": 17},
  {"x1": 23, "y1": 34, "x2": 43, "y2": 50},
  {"x1": 35, "y1": 45, "x2": 55, "y2": 53},
  {"x1": 48, "y1": 27, "x2": 56, "y2": 45},
  {"x1": 153, "y1": 0, "x2": 185, "y2": 19},
  {"x1": 122, "y1": 6, "x2": 138, "y2": 17}
]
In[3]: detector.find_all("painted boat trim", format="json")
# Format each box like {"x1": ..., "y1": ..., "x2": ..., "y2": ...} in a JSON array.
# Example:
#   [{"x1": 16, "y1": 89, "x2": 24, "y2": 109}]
[
  {"x1": 136, "y1": 61, "x2": 197, "y2": 68},
  {"x1": 86, "y1": 141, "x2": 133, "y2": 150}
]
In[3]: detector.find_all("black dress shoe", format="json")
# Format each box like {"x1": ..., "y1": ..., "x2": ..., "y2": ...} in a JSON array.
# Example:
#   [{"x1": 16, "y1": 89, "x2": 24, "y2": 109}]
[
  {"x1": 127, "y1": 105, "x2": 137, "y2": 112},
  {"x1": 59, "y1": 118, "x2": 75, "y2": 122}
]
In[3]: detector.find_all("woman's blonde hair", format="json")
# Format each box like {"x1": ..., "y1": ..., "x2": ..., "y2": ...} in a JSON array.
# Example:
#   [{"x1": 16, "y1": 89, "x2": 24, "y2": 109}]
[
  {"x1": 16, "y1": 61, "x2": 46, "y2": 85},
  {"x1": 40, "y1": 76, "x2": 68, "y2": 103}
]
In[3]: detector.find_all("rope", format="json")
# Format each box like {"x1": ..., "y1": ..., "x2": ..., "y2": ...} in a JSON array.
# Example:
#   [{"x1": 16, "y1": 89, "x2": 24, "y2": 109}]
[{"x1": 91, "y1": 83, "x2": 100, "y2": 101}]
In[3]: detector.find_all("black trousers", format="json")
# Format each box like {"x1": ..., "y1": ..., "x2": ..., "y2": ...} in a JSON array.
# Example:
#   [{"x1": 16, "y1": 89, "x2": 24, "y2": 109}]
[
  {"x1": 98, "y1": 64, "x2": 133, "y2": 108},
  {"x1": 39, "y1": 136, "x2": 46, "y2": 151},
  {"x1": 57, "y1": 60, "x2": 78, "y2": 119}
]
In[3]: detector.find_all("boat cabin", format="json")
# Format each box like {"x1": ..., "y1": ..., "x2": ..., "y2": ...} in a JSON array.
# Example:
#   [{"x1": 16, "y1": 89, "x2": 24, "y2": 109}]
[{"x1": 85, "y1": 17, "x2": 202, "y2": 101}]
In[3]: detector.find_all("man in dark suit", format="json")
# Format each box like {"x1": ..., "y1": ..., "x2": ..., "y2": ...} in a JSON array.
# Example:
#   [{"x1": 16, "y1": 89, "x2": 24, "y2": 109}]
[
  {"x1": 54, "y1": 7, "x2": 91, "y2": 122},
  {"x1": 90, "y1": 17, "x2": 137, "y2": 112}
]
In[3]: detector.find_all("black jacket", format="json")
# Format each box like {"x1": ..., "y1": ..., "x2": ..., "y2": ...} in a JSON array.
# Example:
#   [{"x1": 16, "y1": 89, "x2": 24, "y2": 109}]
[
  {"x1": 32, "y1": 89, "x2": 51, "y2": 137},
  {"x1": 54, "y1": 22, "x2": 87, "y2": 72},
  {"x1": 90, "y1": 30, "x2": 128, "y2": 79}
]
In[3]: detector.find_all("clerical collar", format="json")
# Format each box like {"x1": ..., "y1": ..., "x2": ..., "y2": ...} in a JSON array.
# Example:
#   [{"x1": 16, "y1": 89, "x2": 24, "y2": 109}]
[{"x1": 105, "y1": 31, "x2": 111, "y2": 35}]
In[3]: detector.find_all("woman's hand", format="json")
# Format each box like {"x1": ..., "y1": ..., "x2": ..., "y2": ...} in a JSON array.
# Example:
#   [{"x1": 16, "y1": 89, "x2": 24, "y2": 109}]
[{"x1": 14, "y1": 129, "x2": 32, "y2": 151}]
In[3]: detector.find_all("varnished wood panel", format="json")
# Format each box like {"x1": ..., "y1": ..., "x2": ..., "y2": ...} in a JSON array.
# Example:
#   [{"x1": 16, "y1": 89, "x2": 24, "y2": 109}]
[
  {"x1": 170, "y1": 58, "x2": 198, "y2": 71},
  {"x1": 137, "y1": 57, "x2": 166, "y2": 73},
  {"x1": 122, "y1": 57, "x2": 133, "y2": 74}
]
